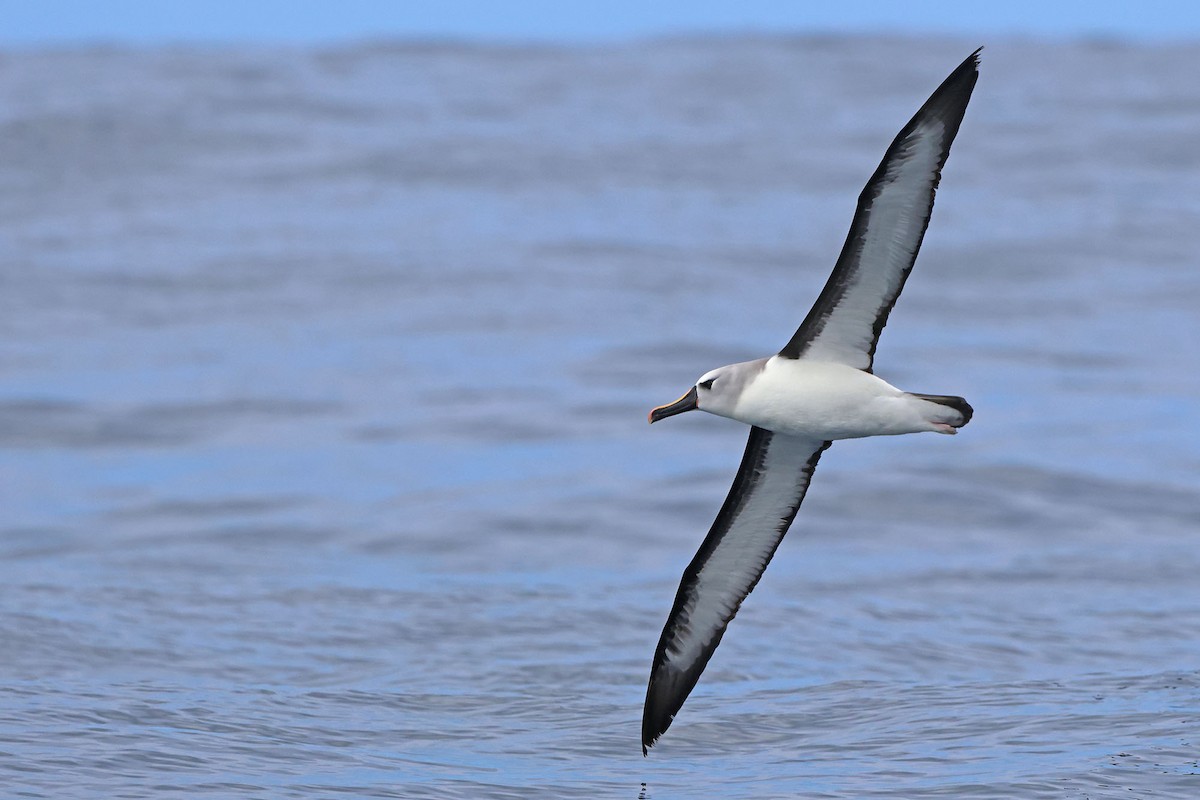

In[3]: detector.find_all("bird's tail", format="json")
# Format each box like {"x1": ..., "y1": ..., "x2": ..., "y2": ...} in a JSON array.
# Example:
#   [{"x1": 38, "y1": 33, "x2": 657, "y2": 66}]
[{"x1": 911, "y1": 393, "x2": 973, "y2": 428}]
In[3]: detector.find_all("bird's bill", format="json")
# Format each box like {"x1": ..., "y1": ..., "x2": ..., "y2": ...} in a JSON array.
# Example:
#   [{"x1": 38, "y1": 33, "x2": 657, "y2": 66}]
[{"x1": 648, "y1": 386, "x2": 699, "y2": 423}]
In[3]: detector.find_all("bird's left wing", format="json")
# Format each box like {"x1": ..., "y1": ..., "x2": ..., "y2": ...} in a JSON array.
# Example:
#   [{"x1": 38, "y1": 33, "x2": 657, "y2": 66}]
[
  {"x1": 642, "y1": 428, "x2": 830, "y2": 753},
  {"x1": 778, "y1": 49, "x2": 979, "y2": 371}
]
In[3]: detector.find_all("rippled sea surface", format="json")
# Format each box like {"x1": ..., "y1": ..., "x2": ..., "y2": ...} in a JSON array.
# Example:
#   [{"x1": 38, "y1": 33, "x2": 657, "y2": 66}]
[{"x1": 2, "y1": 36, "x2": 1199, "y2": 799}]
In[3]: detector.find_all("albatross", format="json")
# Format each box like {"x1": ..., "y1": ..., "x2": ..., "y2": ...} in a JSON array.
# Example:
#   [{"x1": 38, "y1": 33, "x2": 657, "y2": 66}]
[{"x1": 642, "y1": 49, "x2": 981, "y2": 754}]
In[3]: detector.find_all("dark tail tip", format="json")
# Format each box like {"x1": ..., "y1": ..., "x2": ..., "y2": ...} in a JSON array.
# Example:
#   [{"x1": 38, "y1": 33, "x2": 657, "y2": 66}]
[{"x1": 913, "y1": 393, "x2": 973, "y2": 426}]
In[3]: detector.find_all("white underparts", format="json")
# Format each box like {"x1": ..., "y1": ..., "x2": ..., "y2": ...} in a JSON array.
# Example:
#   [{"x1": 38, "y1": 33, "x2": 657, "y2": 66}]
[{"x1": 719, "y1": 357, "x2": 960, "y2": 440}]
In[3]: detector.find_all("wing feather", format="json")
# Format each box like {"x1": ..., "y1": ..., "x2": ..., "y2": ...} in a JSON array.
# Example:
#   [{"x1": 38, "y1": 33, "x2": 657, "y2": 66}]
[
  {"x1": 779, "y1": 49, "x2": 980, "y2": 370},
  {"x1": 642, "y1": 429, "x2": 829, "y2": 753}
]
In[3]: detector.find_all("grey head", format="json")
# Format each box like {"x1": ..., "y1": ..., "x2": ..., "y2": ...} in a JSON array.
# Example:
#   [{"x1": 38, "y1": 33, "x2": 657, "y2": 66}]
[{"x1": 647, "y1": 358, "x2": 768, "y2": 424}]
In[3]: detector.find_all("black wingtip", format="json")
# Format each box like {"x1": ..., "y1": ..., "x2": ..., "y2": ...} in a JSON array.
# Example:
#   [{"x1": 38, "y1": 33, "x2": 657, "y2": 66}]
[
  {"x1": 640, "y1": 687, "x2": 670, "y2": 756},
  {"x1": 642, "y1": 660, "x2": 697, "y2": 755},
  {"x1": 641, "y1": 724, "x2": 658, "y2": 756},
  {"x1": 943, "y1": 47, "x2": 983, "y2": 92},
  {"x1": 933, "y1": 47, "x2": 982, "y2": 99}
]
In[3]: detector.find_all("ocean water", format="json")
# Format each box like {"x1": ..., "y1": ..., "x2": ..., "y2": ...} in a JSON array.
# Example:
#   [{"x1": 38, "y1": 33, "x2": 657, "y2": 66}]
[{"x1": 1, "y1": 36, "x2": 1198, "y2": 799}]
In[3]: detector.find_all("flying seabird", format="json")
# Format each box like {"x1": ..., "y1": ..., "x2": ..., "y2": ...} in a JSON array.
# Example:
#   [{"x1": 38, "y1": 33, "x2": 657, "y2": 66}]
[{"x1": 642, "y1": 50, "x2": 981, "y2": 754}]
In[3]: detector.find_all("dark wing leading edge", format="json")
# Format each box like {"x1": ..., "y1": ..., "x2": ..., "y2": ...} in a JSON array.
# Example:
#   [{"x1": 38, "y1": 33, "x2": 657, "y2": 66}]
[
  {"x1": 778, "y1": 49, "x2": 980, "y2": 372},
  {"x1": 642, "y1": 428, "x2": 830, "y2": 753}
]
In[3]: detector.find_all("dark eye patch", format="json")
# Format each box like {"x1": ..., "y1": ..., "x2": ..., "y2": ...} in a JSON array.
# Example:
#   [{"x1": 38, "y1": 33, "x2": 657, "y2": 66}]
[{"x1": 699, "y1": 379, "x2": 715, "y2": 390}]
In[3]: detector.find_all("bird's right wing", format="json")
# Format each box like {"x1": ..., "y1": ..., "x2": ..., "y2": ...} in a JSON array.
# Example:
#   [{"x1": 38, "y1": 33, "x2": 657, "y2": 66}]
[{"x1": 642, "y1": 428, "x2": 830, "y2": 753}]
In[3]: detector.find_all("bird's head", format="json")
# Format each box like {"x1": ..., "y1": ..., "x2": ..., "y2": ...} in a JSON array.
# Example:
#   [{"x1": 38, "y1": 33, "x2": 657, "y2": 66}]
[{"x1": 648, "y1": 362, "x2": 755, "y2": 423}]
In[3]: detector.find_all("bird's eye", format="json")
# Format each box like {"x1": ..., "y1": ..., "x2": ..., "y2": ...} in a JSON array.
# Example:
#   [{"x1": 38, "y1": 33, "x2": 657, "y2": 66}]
[{"x1": 699, "y1": 379, "x2": 715, "y2": 390}]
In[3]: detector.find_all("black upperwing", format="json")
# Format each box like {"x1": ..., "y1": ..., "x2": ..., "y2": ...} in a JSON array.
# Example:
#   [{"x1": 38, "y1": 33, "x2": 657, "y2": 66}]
[
  {"x1": 779, "y1": 49, "x2": 980, "y2": 372},
  {"x1": 642, "y1": 429, "x2": 830, "y2": 753}
]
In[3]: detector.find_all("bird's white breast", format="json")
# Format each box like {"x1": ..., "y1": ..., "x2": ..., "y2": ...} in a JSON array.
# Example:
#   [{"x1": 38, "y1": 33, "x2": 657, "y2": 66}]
[{"x1": 729, "y1": 357, "x2": 935, "y2": 440}]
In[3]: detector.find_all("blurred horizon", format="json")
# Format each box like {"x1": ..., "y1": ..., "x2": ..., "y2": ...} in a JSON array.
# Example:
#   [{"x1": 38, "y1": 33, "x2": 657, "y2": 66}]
[{"x1": 3, "y1": 0, "x2": 1200, "y2": 47}]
